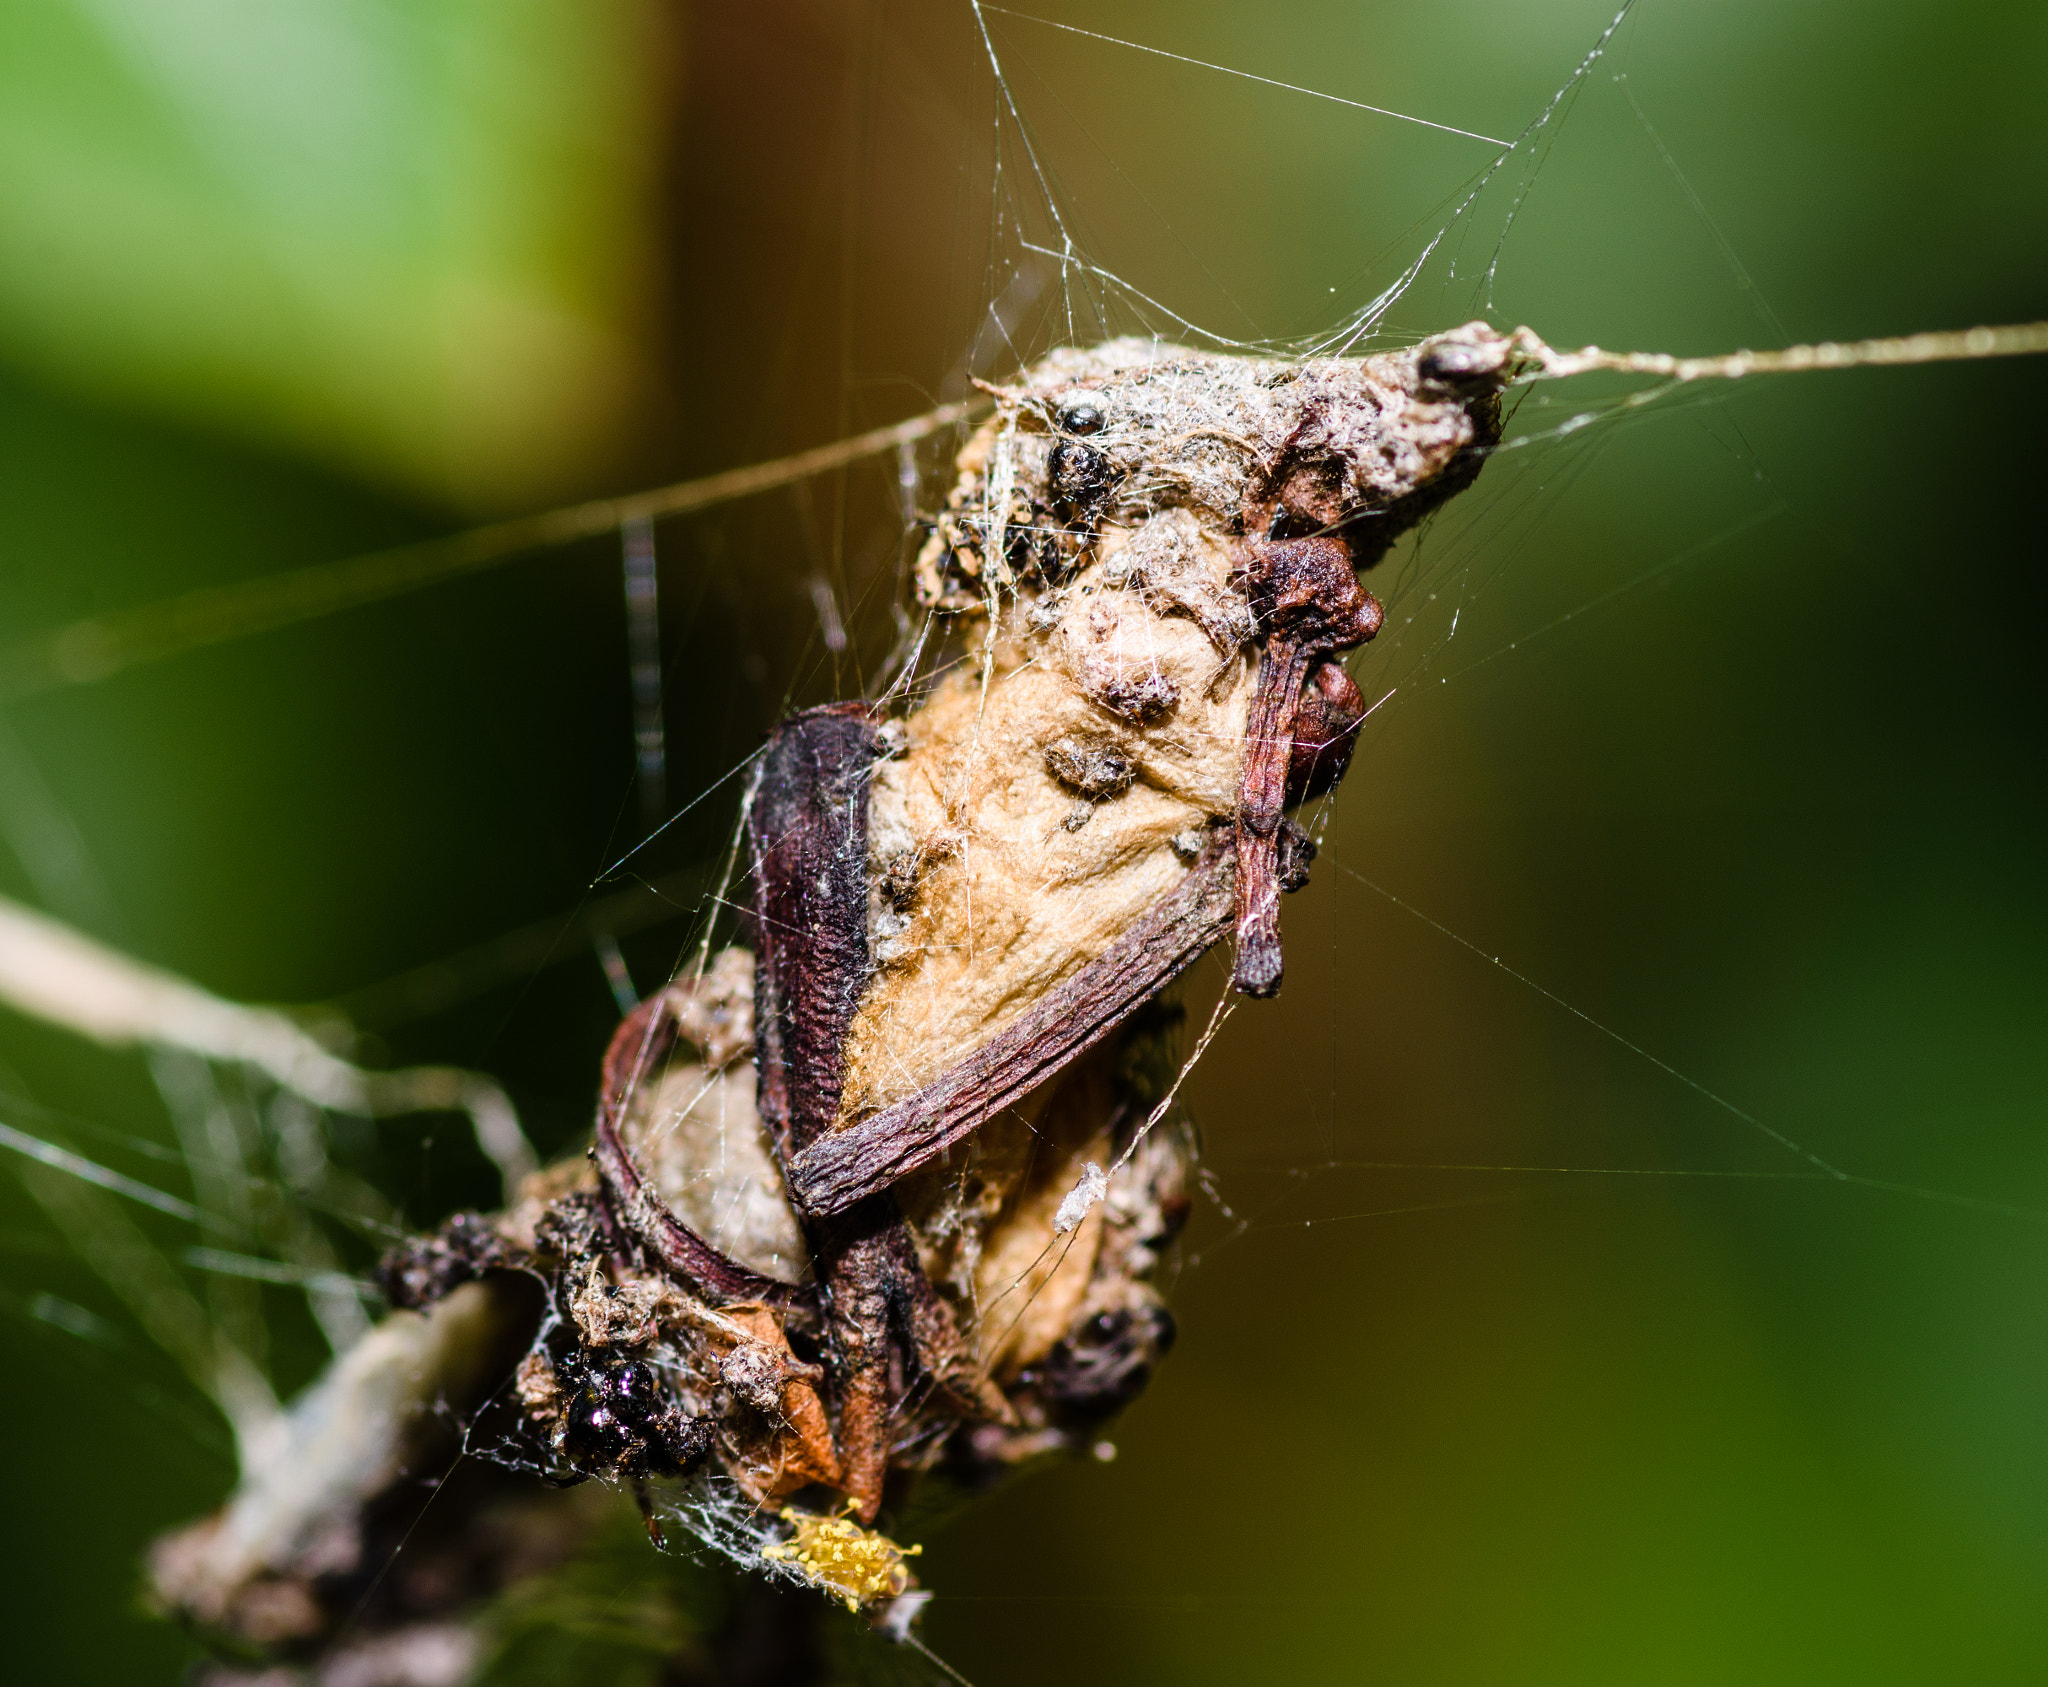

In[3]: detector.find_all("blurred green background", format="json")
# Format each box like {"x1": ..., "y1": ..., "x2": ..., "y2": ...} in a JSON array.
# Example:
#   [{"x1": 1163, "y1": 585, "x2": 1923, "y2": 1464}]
[{"x1": 1, "y1": 0, "x2": 2044, "y2": 1682}]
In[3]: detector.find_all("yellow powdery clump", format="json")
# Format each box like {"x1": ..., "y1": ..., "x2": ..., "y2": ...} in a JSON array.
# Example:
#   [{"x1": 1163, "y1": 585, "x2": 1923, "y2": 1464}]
[{"x1": 761, "y1": 1506, "x2": 922, "y2": 1611}]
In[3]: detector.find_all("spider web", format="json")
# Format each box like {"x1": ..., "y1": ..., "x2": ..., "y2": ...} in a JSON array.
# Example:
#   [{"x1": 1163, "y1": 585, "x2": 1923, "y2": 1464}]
[{"x1": 0, "y1": 1, "x2": 2044, "y2": 1683}]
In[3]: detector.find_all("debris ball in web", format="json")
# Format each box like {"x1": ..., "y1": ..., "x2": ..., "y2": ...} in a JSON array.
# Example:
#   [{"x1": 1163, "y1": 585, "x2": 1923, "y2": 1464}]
[{"x1": 149, "y1": 324, "x2": 1517, "y2": 1660}]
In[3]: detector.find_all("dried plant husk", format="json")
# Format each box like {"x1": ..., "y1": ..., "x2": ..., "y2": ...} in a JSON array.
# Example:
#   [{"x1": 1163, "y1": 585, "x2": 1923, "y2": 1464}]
[{"x1": 149, "y1": 324, "x2": 1515, "y2": 1658}]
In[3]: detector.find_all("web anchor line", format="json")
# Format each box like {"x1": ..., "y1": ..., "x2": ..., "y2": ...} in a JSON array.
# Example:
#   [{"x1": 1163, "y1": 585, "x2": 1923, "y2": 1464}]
[
  {"x1": 0, "y1": 400, "x2": 984, "y2": 704},
  {"x1": 1333, "y1": 861, "x2": 2048, "y2": 1227},
  {"x1": 1512, "y1": 320, "x2": 2048, "y2": 383},
  {"x1": 976, "y1": 4, "x2": 1512, "y2": 149}
]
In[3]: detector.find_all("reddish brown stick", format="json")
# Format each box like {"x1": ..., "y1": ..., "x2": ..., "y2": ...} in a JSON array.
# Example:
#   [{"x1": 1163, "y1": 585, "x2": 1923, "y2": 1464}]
[{"x1": 1230, "y1": 537, "x2": 1381, "y2": 997}]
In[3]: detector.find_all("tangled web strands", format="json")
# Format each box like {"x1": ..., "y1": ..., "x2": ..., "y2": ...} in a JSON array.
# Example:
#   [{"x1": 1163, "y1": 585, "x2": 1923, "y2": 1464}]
[{"x1": 2, "y1": 318, "x2": 2042, "y2": 710}]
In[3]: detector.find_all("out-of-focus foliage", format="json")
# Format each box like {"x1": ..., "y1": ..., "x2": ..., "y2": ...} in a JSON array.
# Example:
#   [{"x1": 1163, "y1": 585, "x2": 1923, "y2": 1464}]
[{"x1": 0, "y1": 0, "x2": 671, "y2": 509}]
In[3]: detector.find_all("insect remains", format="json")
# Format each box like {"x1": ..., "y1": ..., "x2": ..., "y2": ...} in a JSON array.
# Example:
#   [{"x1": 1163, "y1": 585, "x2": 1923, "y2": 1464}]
[{"x1": 148, "y1": 321, "x2": 1526, "y2": 1644}]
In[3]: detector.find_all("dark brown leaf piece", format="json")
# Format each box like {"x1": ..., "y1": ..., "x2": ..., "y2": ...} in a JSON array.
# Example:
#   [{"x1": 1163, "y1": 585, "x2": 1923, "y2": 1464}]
[
  {"x1": 785, "y1": 837, "x2": 1237, "y2": 1218},
  {"x1": 747, "y1": 706, "x2": 998, "y2": 1519}
]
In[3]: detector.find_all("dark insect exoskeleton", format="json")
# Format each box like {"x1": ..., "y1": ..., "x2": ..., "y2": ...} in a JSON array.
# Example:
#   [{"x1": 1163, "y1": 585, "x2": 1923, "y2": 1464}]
[
  {"x1": 1032, "y1": 1305, "x2": 1178, "y2": 1424},
  {"x1": 376, "y1": 1209, "x2": 513, "y2": 1310},
  {"x1": 1007, "y1": 519, "x2": 1078, "y2": 585},
  {"x1": 551, "y1": 1350, "x2": 713, "y2": 1481},
  {"x1": 1047, "y1": 438, "x2": 1120, "y2": 526}
]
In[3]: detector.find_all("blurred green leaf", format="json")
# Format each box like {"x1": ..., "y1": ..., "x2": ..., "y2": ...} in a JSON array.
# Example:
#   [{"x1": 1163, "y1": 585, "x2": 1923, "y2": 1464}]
[{"x1": 0, "y1": 0, "x2": 672, "y2": 510}]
